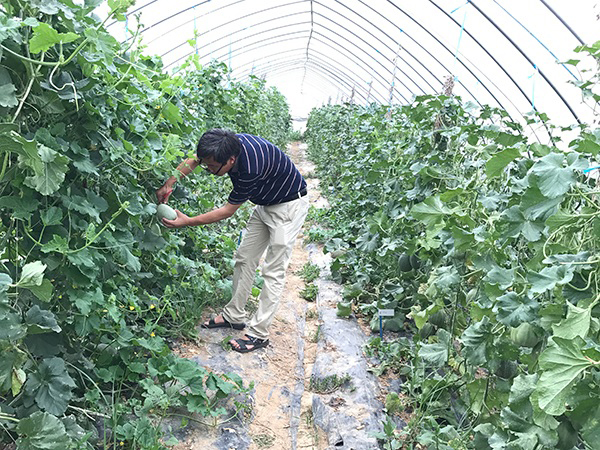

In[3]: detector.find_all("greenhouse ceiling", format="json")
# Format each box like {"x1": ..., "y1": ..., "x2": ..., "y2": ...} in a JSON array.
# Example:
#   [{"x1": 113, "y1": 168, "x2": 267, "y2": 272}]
[{"x1": 106, "y1": 0, "x2": 599, "y2": 126}]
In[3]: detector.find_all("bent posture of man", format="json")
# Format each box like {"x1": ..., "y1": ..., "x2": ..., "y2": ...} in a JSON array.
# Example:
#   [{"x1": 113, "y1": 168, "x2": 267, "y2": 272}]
[{"x1": 157, "y1": 129, "x2": 309, "y2": 353}]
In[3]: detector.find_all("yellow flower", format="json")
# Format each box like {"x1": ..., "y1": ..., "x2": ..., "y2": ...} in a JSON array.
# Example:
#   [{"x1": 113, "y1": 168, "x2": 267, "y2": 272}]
[
  {"x1": 119, "y1": 442, "x2": 124, "y2": 447},
  {"x1": 58, "y1": 295, "x2": 62, "y2": 299},
  {"x1": 150, "y1": 332, "x2": 155, "y2": 337},
  {"x1": 129, "y1": 306, "x2": 135, "y2": 311},
  {"x1": 150, "y1": 304, "x2": 155, "y2": 310}
]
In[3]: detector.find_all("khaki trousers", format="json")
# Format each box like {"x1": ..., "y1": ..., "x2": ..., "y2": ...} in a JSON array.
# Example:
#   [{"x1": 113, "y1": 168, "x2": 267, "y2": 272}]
[{"x1": 222, "y1": 195, "x2": 309, "y2": 339}]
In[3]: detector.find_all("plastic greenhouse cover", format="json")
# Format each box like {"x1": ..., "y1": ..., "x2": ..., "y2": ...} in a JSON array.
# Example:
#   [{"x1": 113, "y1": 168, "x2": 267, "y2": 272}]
[{"x1": 103, "y1": 0, "x2": 599, "y2": 132}]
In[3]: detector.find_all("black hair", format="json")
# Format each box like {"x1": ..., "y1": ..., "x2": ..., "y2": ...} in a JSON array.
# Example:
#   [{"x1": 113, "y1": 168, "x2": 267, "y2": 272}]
[{"x1": 196, "y1": 129, "x2": 241, "y2": 163}]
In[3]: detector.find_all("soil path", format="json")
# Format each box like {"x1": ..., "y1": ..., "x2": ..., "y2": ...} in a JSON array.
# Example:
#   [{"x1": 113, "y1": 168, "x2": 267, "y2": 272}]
[{"x1": 169, "y1": 142, "x2": 384, "y2": 450}]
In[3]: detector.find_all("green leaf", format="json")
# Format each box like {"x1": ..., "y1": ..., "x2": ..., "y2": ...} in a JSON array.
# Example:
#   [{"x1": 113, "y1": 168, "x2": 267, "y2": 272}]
[
  {"x1": 418, "y1": 339, "x2": 449, "y2": 367},
  {"x1": 26, "y1": 279, "x2": 54, "y2": 302},
  {"x1": 532, "y1": 336, "x2": 593, "y2": 415},
  {"x1": 461, "y1": 316, "x2": 492, "y2": 365},
  {"x1": 24, "y1": 144, "x2": 70, "y2": 196},
  {"x1": 484, "y1": 266, "x2": 515, "y2": 290},
  {"x1": 0, "y1": 311, "x2": 26, "y2": 341},
  {"x1": 162, "y1": 101, "x2": 183, "y2": 124},
  {"x1": 41, "y1": 207, "x2": 63, "y2": 226},
  {"x1": 17, "y1": 411, "x2": 71, "y2": 450},
  {"x1": 29, "y1": 23, "x2": 80, "y2": 54},
  {"x1": 0, "y1": 195, "x2": 40, "y2": 220},
  {"x1": 520, "y1": 185, "x2": 562, "y2": 221},
  {"x1": 494, "y1": 292, "x2": 539, "y2": 327},
  {"x1": 41, "y1": 234, "x2": 69, "y2": 254},
  {"x1": 16, "y1": 261, "x2": 46, "y2": 288},
  {"x1": 25, "y1": 357, "x2": 76, "y2": 415},
  {"x1": 0, "y1": 351, "x2": 24, "y2": 393},
  {"x1": 529, "y1": 153, "x2": 578, "y2": 198},
  {"x1": 529, "y1": 265, "x2": 574, "y2": 293},
  {"x1": 552, "y1": 300, "x2": 597, "y2": 339},
  {"x1": 411, "y1": 195, "x2": 458, "y2": 229},
  {"x1": 0, "y1": 81, "x2": 18, "y2": 107},
  {"x1": 486, "y1": 147, "x2": 521, "y2": 177},
  {"x1": 26, "y1": 305, "x2": 61, "y2": 334}
]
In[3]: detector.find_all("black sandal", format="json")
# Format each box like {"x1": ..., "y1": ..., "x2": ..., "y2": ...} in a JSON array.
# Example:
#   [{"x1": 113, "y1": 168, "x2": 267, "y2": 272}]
[
  {"x1": 230, "y1": 335, "x2": 269, "y2": 353},
  {"x1": 201, "y1": 316, "x2": 245, "y2": 330}
]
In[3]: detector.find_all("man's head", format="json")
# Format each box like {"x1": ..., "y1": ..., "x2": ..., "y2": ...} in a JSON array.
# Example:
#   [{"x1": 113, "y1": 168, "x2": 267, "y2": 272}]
[{"x1": 196, "y1": 129, "x2": 241, "y2": 176}]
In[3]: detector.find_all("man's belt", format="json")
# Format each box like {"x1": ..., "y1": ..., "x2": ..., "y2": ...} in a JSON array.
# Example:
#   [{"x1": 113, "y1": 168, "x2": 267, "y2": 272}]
[{"x1": 274, "y1": 188, "x2": 307, "y2": 205}]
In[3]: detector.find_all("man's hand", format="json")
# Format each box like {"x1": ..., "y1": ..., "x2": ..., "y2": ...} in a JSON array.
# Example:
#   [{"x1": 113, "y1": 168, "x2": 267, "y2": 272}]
[
  {"x1": 162, "y1": 210, "x2": 191, "y2": 228},
  {"x1": 156, "y1": 182, "x2": 174, "y2": 204}
]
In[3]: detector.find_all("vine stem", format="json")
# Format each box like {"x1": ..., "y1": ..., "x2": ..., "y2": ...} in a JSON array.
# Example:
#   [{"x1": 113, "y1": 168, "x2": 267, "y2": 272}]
[{"x1": 0, "y1": 413, "x2": 20, "y2": 423}]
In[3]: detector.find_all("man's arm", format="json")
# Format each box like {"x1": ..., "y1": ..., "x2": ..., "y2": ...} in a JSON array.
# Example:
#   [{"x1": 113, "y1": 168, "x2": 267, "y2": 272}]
[
  {"x1": 157, "y1": 157, "x2": 199, "y2": 203},
  {"x1": 162, "y1": 202, "x2": 242, "y2": 228}
]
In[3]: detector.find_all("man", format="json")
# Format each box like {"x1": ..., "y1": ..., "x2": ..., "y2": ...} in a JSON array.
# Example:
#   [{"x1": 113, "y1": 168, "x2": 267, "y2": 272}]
[{"x1": 156, "y1": 129, "x2": 309, "y2": 353}]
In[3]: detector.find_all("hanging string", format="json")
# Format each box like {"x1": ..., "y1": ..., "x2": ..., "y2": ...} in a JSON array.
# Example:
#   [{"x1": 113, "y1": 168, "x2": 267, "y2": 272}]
[
  {"x1": 528, "y1": 64, "x2": 538, "y2": 110},
  {"x1": 193, "y1": 6, "x2": 198, "y2": 55},
  {"x1": 452, "y1": 1, "x2": 469, "y2": 76}
]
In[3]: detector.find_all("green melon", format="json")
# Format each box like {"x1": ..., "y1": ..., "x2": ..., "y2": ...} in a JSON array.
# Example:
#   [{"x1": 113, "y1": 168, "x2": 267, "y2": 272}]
[
  {"x1": 398, "y1": 253, "x2": 412, "y2": 272},
  {"x1": 157, "y1": 204, "x2": 177, "y2": 221},
  {"x1": 510, "y1": 323, "x2": 541, "y2": 348}
]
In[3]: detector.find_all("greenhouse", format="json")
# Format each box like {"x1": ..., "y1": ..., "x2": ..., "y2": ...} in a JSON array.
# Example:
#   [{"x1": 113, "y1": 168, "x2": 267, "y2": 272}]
[{"x1": 0, "y1": 0, "x2": 599, "y2": 449}]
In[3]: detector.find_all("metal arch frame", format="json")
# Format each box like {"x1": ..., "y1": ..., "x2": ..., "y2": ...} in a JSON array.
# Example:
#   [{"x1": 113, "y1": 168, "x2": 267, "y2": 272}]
[
  {"x1": 236, "y1": 54, "x2": 378, "y2": 103},
  {"x1": 539, "y1": 0, "x2": 585, "y2": 45},
  {"x1": 245, "y1": 64, "x2": 360, "y2": 103},
  {"x1": 358, "y1": 0, "x2": 511, "y2": 117},
  {"x1": 383, "y1": 0, "x2": 576, "y2": 126},
  {"x1": 163, "y1": 24, "x2": 408, "y2": 104},
  {"x1": 145, "y1": 1, "x2": 307, "y2": 47},
  {"x1": 137, "y1": 3, "x2": 413, "y2": 103},
  {"x1": 158, "y1": 17, "x2": 411, "y2": 104},
  {"x1": 310, "y1": 12, "x2": 422, "y2": 98},
  {"x1": 234, "y1": 53, "x2": 370, "y2": 101},
  {"x1": 244, "y1": 60, "x2": 357, "y2": 101},
  {"x1": 121, "y1": 0, "x2": 487, "y2": 109},
  {"x1": 232, "y1": 47, "x2": 388, "y2": 103},
  {"x1": 150, "y1": 3, "x2": 308, "y2": 58},
  {"x1": 325, "y1": 0, "x2": 438, "y2": 93},
  {"x1": 242, "y1": 59, "x2": 369, "y2": 104},
  {"x1": 426, "y1": 0, "x2": 561, "y2": 128},
  {"x1": 111, "y1": 0, "x2": 585, "y2": 124},
  {"x1": 466, "y1": 0, "x2": 580, "y2": 123}
]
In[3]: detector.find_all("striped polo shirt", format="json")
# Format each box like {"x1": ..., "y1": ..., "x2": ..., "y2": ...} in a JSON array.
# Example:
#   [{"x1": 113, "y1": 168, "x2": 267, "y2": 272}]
[{"x1": 227, "y1": 134, "x2": 306, "y2": 206}]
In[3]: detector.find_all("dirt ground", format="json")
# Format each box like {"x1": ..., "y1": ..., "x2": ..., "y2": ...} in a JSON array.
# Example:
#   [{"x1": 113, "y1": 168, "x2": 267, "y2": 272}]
[{"x1": 171, "y1": 142, "x2": 329, "y2": 450}]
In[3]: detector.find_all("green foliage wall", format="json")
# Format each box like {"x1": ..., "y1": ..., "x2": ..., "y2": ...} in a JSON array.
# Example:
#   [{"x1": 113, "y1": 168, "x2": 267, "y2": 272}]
[
  {"x1": 0, "y1": 0, "x2": 291, "y2": 447},
  {"x1": 305, "y1": 77, "x2": 600, "y2": 448}
]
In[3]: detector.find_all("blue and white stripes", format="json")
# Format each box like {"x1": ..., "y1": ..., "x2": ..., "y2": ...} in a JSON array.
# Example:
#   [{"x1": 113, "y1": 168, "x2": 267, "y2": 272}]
[{"x1": 228, "y1": 134, "x2": 306, "y2": 206}]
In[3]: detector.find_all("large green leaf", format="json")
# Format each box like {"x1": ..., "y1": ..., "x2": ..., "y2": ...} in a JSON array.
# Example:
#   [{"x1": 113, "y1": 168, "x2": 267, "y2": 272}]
[
  {"x1": 532, "y1": 336, "x2": 594, "y2": 415},
  {"x1": 529, "y1": 153, "x2": 578, "y2": 198},
  {"x1": 16, "y1": 261, "x2": 46, "y2": 288},
  {"x1": 25, "y1": 357, "x2": 76, "y2": 415},
  {"x1": 461, "y1": 316, "x2": 493, "y2": 366},
  {"x1": 0, "y1": 196, "x2": 41, "y2": 221},
  {"x1": 484, "y1": 266, "x2": 515, "y2": 290},
  {"x1": 486, "y1": 147, "x2": 521, "y2": 178},
  {"x1": 0, "y1": 310, "x2": 26, "y2": 341},
  {"x1": 26, "y1": 305, "x2": 62, "y2": 334},
  {"x1": 0, "y1": 351, "x2": 24, "y2": 393},
  {"x1": 418, "y1": 329, "x2": 451, "y2": 367},
  {"x1": 494, "y1": 292, "x2": 539, "y2": 327},
  {"x1": 552, "y1": 300, "x2": 597, "y2": 339},
  {"x1": 24, "y1": 144, "x2": 70, "y2": 196},
  {"x1": 0, "y1": 81, "x2": 18, "y2": 107},
  {"x1": 29, "y1": 22, "x2": 80, "y2": 54},
  {"x1": 529, "y1": 265, "x2": 574, "y2": 293},
  {"x1": 411, "y1": 195, "x2": 458, "y2": 229},
  {"x1": 16, "y1": 411, "x2": 71, "y2": 449}
]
